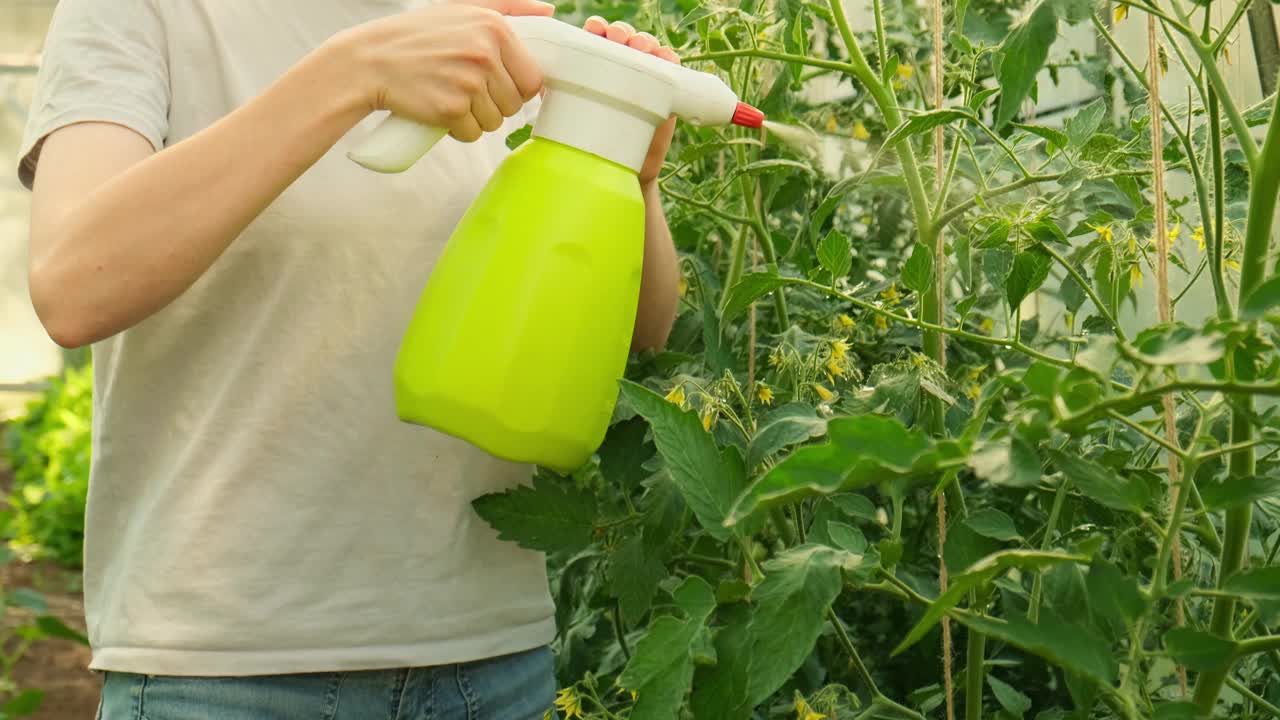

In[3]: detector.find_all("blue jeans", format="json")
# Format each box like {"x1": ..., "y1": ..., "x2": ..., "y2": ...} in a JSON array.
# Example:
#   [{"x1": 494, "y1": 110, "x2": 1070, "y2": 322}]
[{"x1": 96, "y1": 646, "x2": 556, "y2": 720}]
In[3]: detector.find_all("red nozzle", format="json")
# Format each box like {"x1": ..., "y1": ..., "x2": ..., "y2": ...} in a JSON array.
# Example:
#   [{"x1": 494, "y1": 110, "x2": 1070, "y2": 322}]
[{"x1": 732, "y1": 102, "x2": 765, "y2": 129}]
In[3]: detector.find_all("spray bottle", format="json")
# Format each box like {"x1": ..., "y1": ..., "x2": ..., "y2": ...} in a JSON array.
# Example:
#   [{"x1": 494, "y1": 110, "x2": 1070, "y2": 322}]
[{"x1": 349, "y1": 15, "x2": 764, "y2": 473}]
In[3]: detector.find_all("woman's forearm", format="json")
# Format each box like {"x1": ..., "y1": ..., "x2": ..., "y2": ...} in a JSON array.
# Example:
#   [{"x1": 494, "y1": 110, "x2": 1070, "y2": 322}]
[
  {"x1": 29, "y1": 37, "x2": 369, "y2": 348},
  {"x1": 631, "y1": 181, "x2": 680, "y2": 352}
]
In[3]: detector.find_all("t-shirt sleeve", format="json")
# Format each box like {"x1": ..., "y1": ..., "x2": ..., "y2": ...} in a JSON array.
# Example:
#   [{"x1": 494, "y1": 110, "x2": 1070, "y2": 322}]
[{"x1": 16, "y1": 0, "x2": 170, "y2": 190}]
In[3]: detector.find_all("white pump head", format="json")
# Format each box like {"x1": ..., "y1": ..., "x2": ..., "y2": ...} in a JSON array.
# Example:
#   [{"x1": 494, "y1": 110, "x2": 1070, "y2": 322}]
[{"x1": 347, "y1": 16, "x2": 764, "y2": 174}]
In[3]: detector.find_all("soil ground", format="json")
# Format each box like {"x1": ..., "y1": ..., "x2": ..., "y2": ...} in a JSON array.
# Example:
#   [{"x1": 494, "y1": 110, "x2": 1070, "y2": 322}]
[{"x1": 0, "y1": 463, "x2": 100, "y2": 719}]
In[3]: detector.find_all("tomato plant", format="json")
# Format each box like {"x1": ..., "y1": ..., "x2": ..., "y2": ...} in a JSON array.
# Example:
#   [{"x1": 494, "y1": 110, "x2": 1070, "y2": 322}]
[{"x1": 479, "y1": 0, "x2": 1280, "y2": 716}]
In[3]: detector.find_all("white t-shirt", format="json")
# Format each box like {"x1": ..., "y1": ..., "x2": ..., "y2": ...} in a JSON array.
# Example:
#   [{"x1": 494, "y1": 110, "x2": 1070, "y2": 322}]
[{"x1": 17, "y1": 0, "x2": 556, "y2": 676}]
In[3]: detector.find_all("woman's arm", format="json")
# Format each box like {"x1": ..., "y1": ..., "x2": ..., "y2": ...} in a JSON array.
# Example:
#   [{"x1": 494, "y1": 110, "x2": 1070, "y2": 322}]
[
  {"x1": 631, "y1": 181, "x2": 680, "y2": 352},
  {"x1": 28, "y1": 0, "x2": 551, "y2": 348}
]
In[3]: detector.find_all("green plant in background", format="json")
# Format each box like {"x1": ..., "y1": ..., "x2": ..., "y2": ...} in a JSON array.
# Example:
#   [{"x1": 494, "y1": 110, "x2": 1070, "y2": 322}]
[
  {"x1": 482, "y1": 0, "x2": 1280, "y2": 715},
  {"x1": 2, "y1": 363, "x2": 92, "y2": 568}
]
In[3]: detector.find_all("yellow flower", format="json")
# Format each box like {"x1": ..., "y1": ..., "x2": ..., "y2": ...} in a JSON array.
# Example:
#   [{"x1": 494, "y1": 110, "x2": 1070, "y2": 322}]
[
  {"x1": 795, "y1": 698, "x2": 829, "y2": 720},
  {"x1": 678, "y1": 274, "x2": 689, "y2": 297},
  {"x1": 664, "y1": 384, "x2": 687, "y2": 409},
  {"x1": 757, "y1": 384, "x2": 775, "y2": 405},
  {"x1": 1193, "y1": 225, "x2": 1206, "y2": 252},
  {"x1": 896, "y1": 64, "x2": 914, "y2": 80},
  {"x1": 1227, "y1": 258, "x2": 1241, "y2": 272},
  {"x1": 1225, "y1": 44, "x2": 1232, "y2": 65},
  {"x1": 880, "y1": 283, "x2": 902, "y2": 305},
  {"x1": 1114, "y1": 3, "x2": 1128, "y2": 22},
  {"x1": 1088, "y1": 223, "x2": 1114, "y2": 243},
  {"x1": 874, "y1": 314, "x2": 889, "y2": 331},
  {"x1": 830, "y1": 339, "x2": 850, "y2": 361},
  {"x1": 1130, "y1": 262, "x2": 1143, "y2": 288},
  {"x1": 554, "y1": 688, "x2": 583, "y2": 719},
  {"x1": 838, "y1": 313, "x2": 855, "y2": 329},
  {"x1": 1127, "y1": 233, "x2": 1137, "y2": 254},
  {"x1": 852, "y1": 121, "x2": 871, "y2": 141},
  {"x1": 701, "y1": 406, "x2": 717, "y2": 431},
  {"x1": 1168, "y1": 222, "x2": 1181, "y2": 242},
  {"x1": 769, "y1": 347, "x2": 785, "y2": 367},
  {"x1": 813, "y1": 384, "x2": 835, "y2": 402},
  {"x1": 965, "y1": 384, "x2": 981, "y2": 401},
  {"x1": 825, "y1": 115, "x2": 838, "y2": 132},
  {"x1": 617, "y1": 687, "x2": 639, "y2": 701},
  {"x1": 826, "y1": 358, "x2": 846, "y2": 379},
  {"x1": 979, "y1": 317, "x2": 994, "y2": 334}
]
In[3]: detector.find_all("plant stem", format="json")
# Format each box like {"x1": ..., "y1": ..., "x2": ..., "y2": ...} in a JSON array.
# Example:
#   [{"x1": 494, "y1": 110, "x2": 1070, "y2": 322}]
[
  {"x1": 1042, "y1": 243, "x2": 1128, "y2": 341},
  {"x1": 1227, "y1": 676, "x2": 1280, "y2": 718},
  {"x1": 1237, "y1": 636, "x2": 1280, "y2": 658},
  {"x1": 1168, "y1": 0, "x2": 1261, "y2": 166},
  {"x1": 677, "y1": 553, "x2": 739, "y2": 570},
  {"x1": 1029, "y1": 476, "x2": 1071, "y2": 623},
  {"x1": 964, "y1": 593, "x2": 988, "y2": 720},
  {"x1": 1062, "y1": 379, "x2": 1280, "y2": 425},
  {"x1": 1210, "y1": 86, "x2": 1230, "y2": 316},
  {"x1": 1194, "y1": 67, "x2": 1280, "y2": 715}
]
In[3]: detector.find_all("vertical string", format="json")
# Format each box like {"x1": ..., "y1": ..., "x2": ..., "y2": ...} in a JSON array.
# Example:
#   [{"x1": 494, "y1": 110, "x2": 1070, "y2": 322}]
[
  {"x1": 1147, "y1": 8, "x2": 1189, "y2": 696},
  {"x1": 932, "y1": 0, "x2": 954, "y2": 717}
]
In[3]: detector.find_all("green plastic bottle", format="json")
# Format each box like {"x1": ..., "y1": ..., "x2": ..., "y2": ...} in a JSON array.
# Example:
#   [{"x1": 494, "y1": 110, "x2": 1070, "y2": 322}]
[
  {"x1": 346, "y1": 16, "x2": 764, "y2": 472},
  {"x1": 393, "y1": 138, "x2": 645, "y2": 473}
]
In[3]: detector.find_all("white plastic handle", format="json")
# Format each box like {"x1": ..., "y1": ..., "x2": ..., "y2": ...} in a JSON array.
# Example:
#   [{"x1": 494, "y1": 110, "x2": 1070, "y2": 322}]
[{"x1": 347, "y1": 115, "x2": 448, "y2": 174}]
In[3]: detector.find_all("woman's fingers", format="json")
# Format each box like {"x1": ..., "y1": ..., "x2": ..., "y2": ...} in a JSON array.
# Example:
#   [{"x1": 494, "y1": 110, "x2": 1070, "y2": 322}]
[
  {"x1": 488, "y1": 70, "x2": 523, "y2": 117},
  {"x1": 655, "y1": 46, "x2": 680, "y2": 64},
  {"x1": 583, "y1": 15, "x2": 608, "y2": 34},
  {"x1": 605, "y1": 20, "x2": 634, "y2": 43},
  {"x1": 470, "y1": 91, "x2": 504, "y2": 132},
  {"x1": 627, "y1": 31, "x2": 658, "y2": 53}
]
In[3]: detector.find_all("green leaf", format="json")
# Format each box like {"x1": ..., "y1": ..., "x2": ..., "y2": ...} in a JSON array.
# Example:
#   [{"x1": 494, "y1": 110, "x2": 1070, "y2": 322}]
[
  {"x1": 828, "y1": 521, "x2": 869, "y2": 554},
  {"x1": 1198, "y1": 475, "x2": 1280, "y2": 510},
  {"x1": 995, "y1": 1, "x2": 1060, "y2": 129},
  {"x1": 960, "y1": 608, "x2": 1119, "y2": 685},
  {"x1": 472, "y1": 474, "x2": 597, "y2": 554},
  {"x1": 1086, "y1": 556, "x2": 1148, "y2": 631},
  {"x1": 1047, "y1": 449, "x2": 1151, "y2": 514},
  {"x1": 1222, "y1": 566, "x2": 1280, "y2": 602},
  {"x1": 895, "y1": 550, "x2": 1085, "y2": 655},
  {"x1": 966, "y1": 508, "x2": 1021, "y2": 541},
  {"x1": 1241, "y1": 274, "x2": 1280, "y2": 320},
  {"x1": 690, "y1": 606, "x2": 754, "y2": 719},
  {"x1": 618, "y1": 576, "x2": 718, "y2": 720},
  {"x1": 974, "y1": 220, "x2": 1013, "y2": 249},
  {"x1": 818, "y1": 230, "x2": 853, "y2": 280},
  {"x1": 1061, "y1": 270, "x2": 1088, "y2": 314},
  {"x1": 747, "y1": 403, "x2": 828, "y2": 469},
  {"x1": 945, "y1": 521, "x2": 1006, "y2": 574},
  {"x1": 609, "y1": 529, "x2": 669, "y2": 627},
  {"x1": 1006, "y1": 246, "x2": 1053, "y2": 307},
  {"x1": 745, "y1": 546, "x2": 850, "y2": 705},
  {"x1": 35, "y1": 616, "x2": 88, "y2": 645},
  {"x1": 1025, "y1": 219, "x2": 1069, "y2": 245},
  {"x1": 728, "y1": 415, "x2": 941, "y2": 524},
  {"x1": 984, "y1": 246, "x2": 1015, "y2": 288},
  {"x1": 830, "y1": 493, "x2": 880, "y2": 522},
  {"x1": 989, "y1": 675, "x2": 1032, "y2": 717},
  {"x1": 621, "y1": 381, "x2": 748, "y2": 540},
  {"x1": 735, "y1": 158, "x2": 815, "y2": 178},
  {"x1": 722, "y1": 272, "x2": 789, "y2": 324},
  {"x1": 1013, "y1": 122, "x2": 1069, "y2": 152},
  {"x1": 1066, "y1": 98, "x2": 1107, "y2": 147},
  {"x1": 969, "y1": 435, "x2": 1042, "y2": 488},
  {"x1": 902, "y1": 242, "x2": 935, "y2": 294},
  {"x1": 599, "y1": 417, "x2": 654, "y2": 490},
  {"x1": 5, "y1": 588, "x2": 47, "y2": 614},
  {"x1": 1, "y1": 690, "x2": 43, "y2": 716},
  {"x1": 884, "y1": 108, "x2": 977, "y2": 148},
  {"x1": 1163, "y1": 628, "x2": 1237, "y2": 672},
  {"x1": 1133, "y1": 325, "x2": 1226, "y2": 365}
]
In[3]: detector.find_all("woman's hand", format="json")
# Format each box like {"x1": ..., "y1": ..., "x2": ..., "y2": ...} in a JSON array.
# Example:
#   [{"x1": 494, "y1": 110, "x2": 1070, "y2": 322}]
[
  {"x1": 581, "y1": 17, "x2": 679, "y2": 187},
  {"x1": 337, "y1": 0, "x2": 556, "y2": 142}
]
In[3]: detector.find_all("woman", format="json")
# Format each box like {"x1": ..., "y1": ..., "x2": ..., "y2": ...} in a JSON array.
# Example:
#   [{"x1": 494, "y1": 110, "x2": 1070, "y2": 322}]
[{"x1": 17, "y1": 0, "x2": 681, "y2": 717}]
